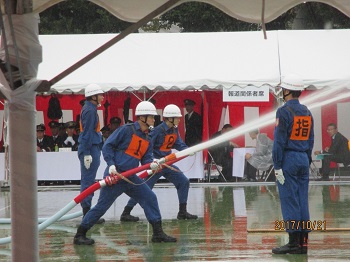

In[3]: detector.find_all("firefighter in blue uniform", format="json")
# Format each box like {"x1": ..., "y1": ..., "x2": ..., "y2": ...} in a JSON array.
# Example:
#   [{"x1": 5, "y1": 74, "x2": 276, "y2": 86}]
[
  {"x1": 120, "y1": 104, "x2": 198, "y2": 222},
  {"x1": 272, "y1": 74, "x2": 314, "y2": 255},
  {"x1": 78, "y1": 83, "x2": 105, "y2": 224},
  {"x1": 74, "y1": 101, "x2": 176, "y2": 245}
]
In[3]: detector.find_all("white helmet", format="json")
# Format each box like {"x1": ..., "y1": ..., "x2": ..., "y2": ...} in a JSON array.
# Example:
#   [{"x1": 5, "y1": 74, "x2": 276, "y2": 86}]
[
  {"x1": 135, "y1": 101, "x2": 157, "y2": 116},
  {"x1": 163, "y1": 104, "x2": 182, "y2": 117},
  {"x1": 280, "y1": 74, "x2": 304, "y2": 91},
  {"x1": 85, "y1": 83, "x2": 104, "y2": 97}
]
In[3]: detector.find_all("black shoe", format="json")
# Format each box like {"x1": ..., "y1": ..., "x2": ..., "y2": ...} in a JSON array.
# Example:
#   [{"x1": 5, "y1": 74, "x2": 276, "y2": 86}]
[
  {"x1": 272, "y1": 243, "x2": 302, "y2": 254},
  {"x1": 152, "y1": 232, "x2": 177, "y2": 243},
  {"x1": 95, "y1": 218, "x2": 105, "y2": 224},
  {"x1": 177, "y1": 211, "x2": 198, "y2": 220},
  {"x1": 151, "y1": 221, "x2": 177, "y2": 243},
  {"x1": 73, "y1": 235, "x2": 95, "y2": 245},
  {"x1": 120, "y1": 214, "x2": 139, "y2": 222}
]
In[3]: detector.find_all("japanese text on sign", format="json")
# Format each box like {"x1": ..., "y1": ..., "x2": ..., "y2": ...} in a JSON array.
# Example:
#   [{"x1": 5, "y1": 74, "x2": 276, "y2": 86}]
[{"x1": 223, "y1": 86, "x2": 269, "y2": 102}]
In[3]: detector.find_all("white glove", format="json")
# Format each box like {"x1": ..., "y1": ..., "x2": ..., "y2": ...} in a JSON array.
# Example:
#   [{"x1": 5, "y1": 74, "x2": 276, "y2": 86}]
[
  {"x1": 109, "y1": 165, "x2": 118, "y2": 175},
  {"x1": 150, "y1": 159, "x2": 162, "y2": 171},
  {"x1": 84, "y1": 155, "x2": 92, "y2": 169},
  {"x1": 275, "y1": 169, "x2": 285, "y2": 185},
  {"x1": 189, "y1": 152, "x2": 195, "y2": 156},
  {"x1": 64, "y1": 136, "x2": 75, "y2": 145}
]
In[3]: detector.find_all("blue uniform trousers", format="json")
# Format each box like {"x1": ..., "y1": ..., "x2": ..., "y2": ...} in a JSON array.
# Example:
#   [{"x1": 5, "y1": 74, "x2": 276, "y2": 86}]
[
  {"x1": 126, "y1": 164, "x2": 190, "y2": 208},
  {"x1": 78, "y1": 144, "x2": 101, "y2": 209},
  {"x1": 277, "y1": 151, "x2": 310, "y2": 233},
  {"x1": 81, "y1": 174, "x2": 161, "y2": 229}
]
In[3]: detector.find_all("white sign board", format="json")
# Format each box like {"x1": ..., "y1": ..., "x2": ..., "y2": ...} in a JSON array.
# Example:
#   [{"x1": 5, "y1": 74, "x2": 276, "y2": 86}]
[{"x1": 223, "y1": 86, "x2": 269, "y2": 102}]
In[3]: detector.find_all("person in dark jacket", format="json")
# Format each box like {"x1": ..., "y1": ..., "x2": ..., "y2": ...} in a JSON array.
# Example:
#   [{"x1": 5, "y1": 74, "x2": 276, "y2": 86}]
[
  {"x1": 36, "y1": 124, "x2": 54, "y2": 152},
  {"x1": 184, "y1": 99, "x2": 202, "y2": 146},
  {"x1": 62, "y1": 121, "x2": 79, "y2": 151},
  {"x1": 314, "y1": 123, "x2": 350, "y2": 181},
  {"x1": 49, "y1": 120, "x2": 64, "y2": 150}
]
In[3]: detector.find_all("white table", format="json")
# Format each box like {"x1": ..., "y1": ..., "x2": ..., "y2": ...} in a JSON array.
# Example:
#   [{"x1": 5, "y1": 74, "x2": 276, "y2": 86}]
[
  {"x1": 232, "y1": 148, "x2": 255, "y2": 178},
  {"x1": 0, "y1": 151, "x2": 204, "y2": 181}
]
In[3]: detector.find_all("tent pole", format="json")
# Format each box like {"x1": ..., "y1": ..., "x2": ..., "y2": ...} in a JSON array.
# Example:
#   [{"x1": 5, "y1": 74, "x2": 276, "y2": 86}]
[
  {"x1": 49, "y1": 0, "x2": 181, "y2": 86},
  {"x1": 1, "y1": 1, "x2": 40, "y2": 261}
]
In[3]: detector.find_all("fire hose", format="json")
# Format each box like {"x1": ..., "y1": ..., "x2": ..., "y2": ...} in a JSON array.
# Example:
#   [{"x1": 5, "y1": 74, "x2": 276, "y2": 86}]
[
  {"x1": 0, "y1": 118, "x2": 277, "y2": 245},
  {"x1": 0, "y1": 155, "x2": 186, "y2": 245}
]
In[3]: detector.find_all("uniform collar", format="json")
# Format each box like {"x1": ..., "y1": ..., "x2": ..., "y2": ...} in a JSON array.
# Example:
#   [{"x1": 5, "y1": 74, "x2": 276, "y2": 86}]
[
  {"x1": 161, "y1": 121, "x2": 171, "y2": 131},
  {"x1": 134, "y1": 121, "x2": 149, "y2": 133},
  {"x1": 85, "y1": 100, "x2": 97, "y2": 108},
  {"x1": 285, "y1": 99, "x2": 300, "y2": 105}
]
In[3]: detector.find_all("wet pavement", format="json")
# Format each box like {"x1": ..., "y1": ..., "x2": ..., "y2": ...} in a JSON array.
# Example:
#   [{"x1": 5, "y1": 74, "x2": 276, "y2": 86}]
[{"x1": 1, "y1": 181, "x2": 350, "y2": 261}]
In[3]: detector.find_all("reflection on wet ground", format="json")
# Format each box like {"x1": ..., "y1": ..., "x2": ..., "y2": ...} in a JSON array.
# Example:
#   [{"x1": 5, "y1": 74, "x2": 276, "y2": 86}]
[{"x1": 1, "y1": 182, "x2": 350, "y2": 261}]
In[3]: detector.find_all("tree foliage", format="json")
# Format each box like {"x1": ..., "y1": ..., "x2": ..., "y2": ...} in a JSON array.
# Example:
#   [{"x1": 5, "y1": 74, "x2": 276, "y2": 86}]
[
  {"x1": 39, "y1": 1, "x2": 350, "y2": 34},
  {"x1": 158, "y1": 2, "x2": 301, "y2": 32},
  {"x1": 39, "y1": 0, "x2": 132, "y2": 34},
  {"x1": 295, "y1": 2, "x2": 350, "y2": 29}
]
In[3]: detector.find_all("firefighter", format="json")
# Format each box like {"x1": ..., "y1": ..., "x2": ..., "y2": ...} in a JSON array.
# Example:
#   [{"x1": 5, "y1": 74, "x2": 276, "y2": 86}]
[
  {"x1": 74, "y1": 101, "x2": 176, "y2": 245},
  {"x1": 120, "y1": 104, "x2": 198, "y2": 222},
  {"x1": 78, "y1": 83, "x2": 105, "y2": 224},
  {"x1": 272, "y1": 74, "x2": 314, "y2": 254}
]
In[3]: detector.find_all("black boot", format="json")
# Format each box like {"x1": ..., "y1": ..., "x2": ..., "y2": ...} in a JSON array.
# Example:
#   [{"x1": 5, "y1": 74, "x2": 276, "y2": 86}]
[
  {"x1": 120, "y1": 206, "x2": 139, "y2": 222},
  {"x1": 300, "y1": 232, "x2": 308, "y2": 254},
  {"x1": 177, "y1": 203, "x2": 198, "y2": 220},
  {"x1": 151, "y1": 221, "x2": 177, "y2": 243},
  {"x1": 272, "y1": 232, "x2": 302, "y2": 254},
  {"x1": 83, "y1": 207, "x2": 105, "y2": 224},
  {"x1": 73, "y1": 225, "x2": 95, "y2": 245}
]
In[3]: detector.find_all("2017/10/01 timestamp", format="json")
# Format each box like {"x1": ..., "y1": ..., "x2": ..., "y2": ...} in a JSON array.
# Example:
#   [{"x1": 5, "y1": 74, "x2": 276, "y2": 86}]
[{"x1": 275, "y1": 220, "x2": 327, "y2": 231}]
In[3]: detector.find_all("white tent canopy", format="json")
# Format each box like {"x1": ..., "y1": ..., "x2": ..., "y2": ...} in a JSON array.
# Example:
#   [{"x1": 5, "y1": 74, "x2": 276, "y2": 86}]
[
  {"x1": 278, "y1": 29, "x2": 350, "y2": 89},
  {"x1": 37, "y1": 29, "x2": 350, "y2": 93},
  {"x1": 37, "y1": 31, "x2": 280, "y2": 93},
  {"x1": 33, "y1": 0, "x2": 350, "y2": 24}
]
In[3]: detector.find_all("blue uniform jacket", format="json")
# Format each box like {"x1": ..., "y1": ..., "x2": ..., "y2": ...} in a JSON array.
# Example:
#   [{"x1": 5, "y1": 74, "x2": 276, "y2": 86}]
[
  {"x1": 102, "y1": 121, "x2": 154, "y2": 172},
  {"x1": 150, "y1": 121, "x2": 188, "y2": 159},
  {"x1": 78, "y1": 101, "x2": 102, "y2": 155},
  {"x1": 273, "y1": 99, "x2": 314, "y2": 170}
]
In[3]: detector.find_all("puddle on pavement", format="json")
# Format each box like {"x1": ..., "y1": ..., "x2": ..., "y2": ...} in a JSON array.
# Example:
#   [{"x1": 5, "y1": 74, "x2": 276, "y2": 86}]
[{"x1": 0, "y1": 184, "x2": 350, "y2": 261}]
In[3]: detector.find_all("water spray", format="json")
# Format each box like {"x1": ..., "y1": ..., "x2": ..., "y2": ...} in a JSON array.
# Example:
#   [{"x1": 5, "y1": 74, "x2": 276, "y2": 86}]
[{"x1": 0, "y1": 87, "x2": 348, "y2": 245}]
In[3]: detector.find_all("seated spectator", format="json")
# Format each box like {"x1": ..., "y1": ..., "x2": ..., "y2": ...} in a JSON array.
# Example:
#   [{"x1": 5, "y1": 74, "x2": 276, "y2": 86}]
[
  {"x1": 101, "y1": 124, "x2": 111, "y2": 143},
  {"x1": 209, "y1": 124, "x2": 239, "y2": 182},
  {"x1": 110, "y1": 116, "x2": 122, "y2": 133},
  {"x1": 37, "y1": 124, "x2": 54, "y2": 152},
  {"x1": 314, "y1": 123, "x2": 350, "y2": 181},
  {"x1": 244, "y1": 129, "x2": 274, "y2": 182},
  {"x1": 58, "y1": 122, "x2": 66, "y2": 137},
  {"x1": 49, "y1": 120, "x2": 64, "y2": 150},
  {"x1": 62, "y1": 121, "x2": 79, "y2": 151}
]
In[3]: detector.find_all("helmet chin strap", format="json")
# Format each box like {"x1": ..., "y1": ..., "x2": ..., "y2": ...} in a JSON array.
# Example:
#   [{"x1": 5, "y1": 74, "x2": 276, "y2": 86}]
[
  {"x1": 167, "y1": 118, "x2": 177, "y2": 128},
  {"x1": 282, "y1": 89, "x2": 292, "y2": 102},
  {"x1": 141, "y1": 115, "x2": 154, "y2": 130},
  {"x1": 91, "y1": 95, "x2": 102, "y2": 107}
]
